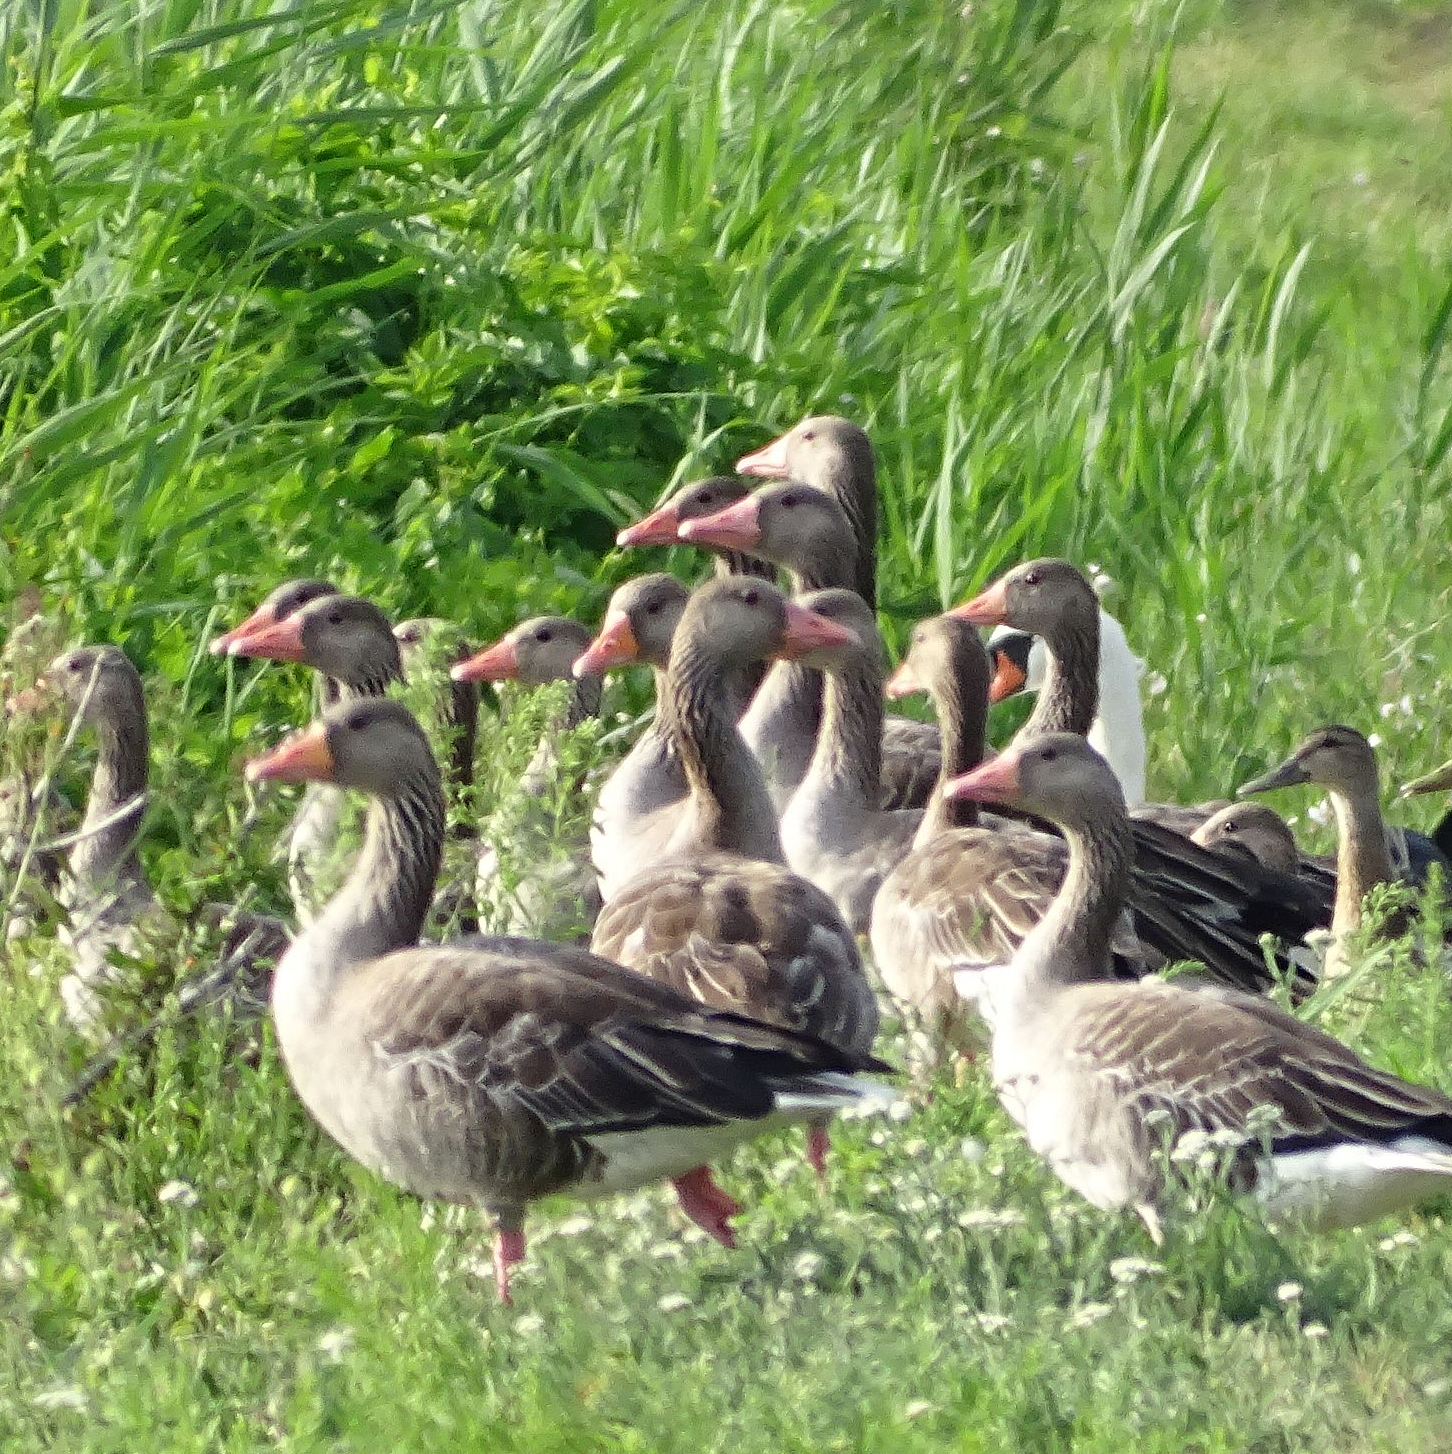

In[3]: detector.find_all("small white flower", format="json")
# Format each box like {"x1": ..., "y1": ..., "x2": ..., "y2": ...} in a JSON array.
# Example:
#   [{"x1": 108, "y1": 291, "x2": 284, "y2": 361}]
[
  {"x1": 985, "y1": 125, "x2": 1002, "y2": 139},
  {"x1": 960, "y1": 1136, "x2": 986, "y2": 1162},
  {"x1": 1302, "y1": 1321, "x2": 1329, "y2": 1339},
  {"x1": 1147, "y1": 671, "x2": 1169, "y2": 698},
  {"x1": 555, "y1": 1215, "x2": 593, "y2": 1238},
  {"x1": 1109, "y1": 1257, "x2": 1164, "y2": 1284},
  {"x1": 1378, "y1": 1230, "x2": 1418, "y2": 1251},
  {"x1": 1379, "y1": 701, "x2": 1396, "y2": 719},
  {"x1": 904, "y1": 1400, "x2": 935, "y2": 1419},
  {"x1": 157, "y1": 1180, "x2": 197, "y2": 1208},
  {"x1": 956, "y1": 1207, "x2": 1026, "y2": 1230},
  {"x1": 514, "y1": 1314, "x2": 545, "y2": 1336},
  {"x1": 656, "y1": 1293, "x2": 691, "y2": 1313},
  {"x1": 974, "y1": 1313, "x2": 1010, "y2": 1334},
  {"x1": 888, "y1": 1099, "x2": 913, "y2": 1123},
  {"x1": 1067, "y1": 1301, "x2": 1113, "y2": 1330},
  {"x1": 1307, "y1": 800, "x2": 1332, "y2": 828},
  {"x1": 1351, "y1": 171, "x2": 1369, "y2": 187},
  {"x1": 316, "y1": 1327, "x2": 354, "y2": 1363},
  {"x1": 793, "y1": 1251, "x2": 825, "y2": 1281},
  {"x1": 1276, "y1": 1281, "x2": 1303, "y2": 1302},
  {"x1": 1367, "y1": 732, "x2": 1382, "y2": 749}
]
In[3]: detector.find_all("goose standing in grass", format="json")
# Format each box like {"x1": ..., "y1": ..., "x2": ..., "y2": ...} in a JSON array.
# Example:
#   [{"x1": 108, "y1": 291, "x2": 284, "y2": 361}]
[
  {"x1": 947, "y1": 733, "x2": 1452, "y2": 1237},
  {"x1": 451, "y1": 615, "x2": 603, "y2": 938},
  {"x1": 950, "y1": 558, "x2": 1332, "y2": 990},
  {"x1": 246, "y1": 697, "x2": 893, "y2": 1304},
  {"x1": 1239, "y1": 726, "x2": 1444, "y2": 976},
  {"x1": 678, "y1": 482, "x2": 939, "y2": 811},
  {"x1": 30, "y1": 646, "x2": 285, "y2": 1034},
  {"x1": 589, "y1": 578, "x2": 880, "y2": 1175},
  {"x1": 777, "y1": 589, "x2": 922, "y2": 933},
  {"x1": 869, "y1": 615, "x2": 1147, "y2": 1049},
  {"x1": 572, "y1": 574, "x2": 696, "y2": 903},
  {"x1": 986, "y1": 612, "x2": 1147, "y2": 805}
]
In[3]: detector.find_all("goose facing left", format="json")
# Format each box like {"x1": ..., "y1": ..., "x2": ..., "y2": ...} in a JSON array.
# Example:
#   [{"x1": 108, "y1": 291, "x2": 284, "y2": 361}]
[
  {"x1": 947, "y1": 733, "x2": 1452, "y2": 1237},
  {"x1": 246, "y1": 697, "x2": 893, "y2": 1304}
]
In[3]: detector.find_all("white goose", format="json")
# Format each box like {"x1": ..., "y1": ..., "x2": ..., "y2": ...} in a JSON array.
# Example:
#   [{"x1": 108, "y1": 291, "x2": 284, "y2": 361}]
[{"x1": 947, "y1": 733, "x2": 1452, "y2": 1237}]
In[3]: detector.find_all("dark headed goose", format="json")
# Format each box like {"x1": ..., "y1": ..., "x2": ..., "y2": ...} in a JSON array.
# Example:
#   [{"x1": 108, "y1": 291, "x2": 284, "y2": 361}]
[
  {"x1": 679, "y1": 482, "x2": 939, "y2": 812},
  {"x1": 951, "y1": 559, "x2": 1331, "y2": 991},
  {"x1": 247, "y1": 697, "x2": 893, "y2": 1303},
  {"x1": 590, "y1": 578, "x2": 881, "y2": 1174},
  {"x1": 1239, "y1": 727, "x2": 1435, "y2": 976},
  {"x1": 948, "y1": 733, "x2": 1452, "y2": 1237}
]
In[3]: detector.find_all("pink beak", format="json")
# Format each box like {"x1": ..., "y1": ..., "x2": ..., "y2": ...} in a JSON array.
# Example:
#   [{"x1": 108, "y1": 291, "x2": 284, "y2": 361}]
[
  {"x1": 210, "y1": 603, "x2": 279, "y2": 656},
  {"x1": 451, "y1": 638, "x2": 520, "y2": 683},
  {"x1": 948, "y1": 577, "x2": 1010, "y2": 628},
  {"x1": 883, "y1": 659, "x2": 923, "y2": 701},
  {"x1": 777, "y1": 601, "x2": 859, "y2": 660},
  {"x1": 617, "y1": 501, "x2": 683, "y2": 548},
  {"x1": 736, "y1": 432, "x2": 791, "y2": 478},
  {"x1": 943, "y1": 752, "x2": 1022, "y2": 805},
  {"x1": 678, "y1": 496, "x2": 763, "y2": 551},
  {"x1": 226, "y1": 615, "x2": 307, "y2": 663}
]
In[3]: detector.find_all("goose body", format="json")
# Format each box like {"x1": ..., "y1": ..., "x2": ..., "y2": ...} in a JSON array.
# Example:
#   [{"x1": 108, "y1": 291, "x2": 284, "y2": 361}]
[
  {"x1": 251, "y1": 698, "x2": 892, "y2": 1302},
  {"x1": 949, "y1": 735, "x2": 1452, "y2": 1234}
]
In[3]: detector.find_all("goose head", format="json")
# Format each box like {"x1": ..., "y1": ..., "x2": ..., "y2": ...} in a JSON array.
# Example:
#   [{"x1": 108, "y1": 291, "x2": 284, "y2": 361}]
[
  {"x1": 886, "y1": 614, "x2": 991, "y2": 704},
  {"x1": 1191, "y1": 802, "x2": 1300, "y2": 874},
  {"x1": 44, "y1": 645, "x2": 144, "y2": 728},
  {"x1": 678, "y1": 480, "x2": 856, "y2": 573},
  {"x1": 246, "y1": 698, "x2": 432, "y2": 794},
  {"x1": 792, "y1": 588, "x2": 883, "y2": 676},
  {"x1": 673, "y1": 577, "x2": 860, "y2": 672},
  {"x1": 944, "y1": 732, "x2": 1123, "y2": 827},
  {"x1": 1238, "y1": 726, "x2": 1379, "y2": 800},
  {"x1": 573, "y1": 574, "x2": 689, "y2": 678},
  {"x1": 209, "y1": 577, "x2": 338, "y2": 656},
  {"x1": 949, "y1": 558, "x2": 1098, "y2": 639},
  {"x1": 735, "y1": 415, "x2": 872, "y2": 489},
  {"x1": 452, "y1": 617, "x2": 594, "y2": 686},
  {"x1": 227, "y1": 594, "x2": 400, "y2": 689},
  {"x1": 616, "y1": 476, "x2": 753, "y2": 549}
]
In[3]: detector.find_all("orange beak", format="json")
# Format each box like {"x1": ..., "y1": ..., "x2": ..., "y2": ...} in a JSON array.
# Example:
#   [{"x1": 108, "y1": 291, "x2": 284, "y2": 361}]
[
  {"x1": 776, "y1": 601, "x2": 859, "y2": 661},
  {"x1": 245, "y1": 722, "x2": 335, "y2": 785},
  {"x1": 948, "y1": 577, "x2": 1010, "y2": 628},
  {"x1": 736, "y1": 433, "x2": 791, "y2": 478},
  {"x1": 226, "y1": 614, "x2": 308, "y2": 663},
  {"x1": 617, "y1": 502, "x2": 683, "y2": 548},
  {"x1": 451, "y1": 637, "x2": 519, "y2": 683},
  {"x1": 943, "y1": 751, "x2": 1021, "y2": 805},
  {"x1": 210, "y1": 603, "x2": 280, "y2": 656},
  {"x1": 573, "y1": 611, "x2": 640, "y2": 678},
  {"x1": 884, "y1": 660, "x2": 923, "y2": 700},
  {"x1": 988, "y1": 649, "x2": 1028, "y2": 704},
  {"x1": 678, "y1": 496, "x2": 763, "y2": 551}
]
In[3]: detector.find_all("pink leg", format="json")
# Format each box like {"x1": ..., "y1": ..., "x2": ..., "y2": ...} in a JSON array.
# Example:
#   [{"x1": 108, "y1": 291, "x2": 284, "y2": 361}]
[
  {"x1": 806, "y1": 1121, "x2": 830, "y2": 1181},
  {"x1": 493, "y1": 1226, "x2": 526, "y2": 1306},
  {"x1": 671, "y1": 1166, "x2": 742, "y2": 1248}
]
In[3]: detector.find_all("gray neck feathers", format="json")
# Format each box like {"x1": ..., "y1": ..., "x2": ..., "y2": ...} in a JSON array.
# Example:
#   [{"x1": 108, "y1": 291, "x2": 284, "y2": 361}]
[
  {"x1": 72, "y1": 684, "x2": 149, "y2": 897},
  {"x1": 1024, "y1": 612, "x2": 1098, "y2": 740},
  {"x1": 917, "y1": 647, "x2": 989, "y2": 846}
]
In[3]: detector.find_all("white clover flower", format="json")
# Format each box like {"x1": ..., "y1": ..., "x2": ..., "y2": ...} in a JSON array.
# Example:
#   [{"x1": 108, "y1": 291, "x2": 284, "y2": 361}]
[
  {"x1": 1302, "y1": 1321, "x2": 1329, "y2": 1339},
  {"x1": 1276, "y1": 1281, "x2": 1303, "y2": 1302},
  {"x1": 656, "y1": 1293, "x2": 691, "y2": 1314},
  {"x1": 1109, "y1": 1257, "x2": 1164, "y2": 1284},
  {"x1": 157, "y1": 1180, "x2": 198, "y2": 1208},
  {"x1": 1067, "y1": 1302, "x2": 1113, "y2": 1330},
  {"x1": 316, "y1": 1327, "x2": 354, "y2": 1363},
  {"x1": 793, "y1": 1251, "x2": 825, "y2": 1281}
]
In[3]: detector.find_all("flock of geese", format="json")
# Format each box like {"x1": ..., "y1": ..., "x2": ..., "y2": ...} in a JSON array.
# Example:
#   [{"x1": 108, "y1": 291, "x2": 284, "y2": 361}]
[{"x1": 6, "y1": 415, "x2": 1452, "y2": 1305}]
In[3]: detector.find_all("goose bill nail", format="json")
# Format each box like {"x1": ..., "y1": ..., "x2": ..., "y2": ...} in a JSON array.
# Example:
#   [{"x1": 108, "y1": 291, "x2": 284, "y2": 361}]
[
  {"x1": 617, "y1": 505, "x2": 680, "y2": 548},
  {"x1": 884, "y1": 662, "x2": 922, "y2": 700}
]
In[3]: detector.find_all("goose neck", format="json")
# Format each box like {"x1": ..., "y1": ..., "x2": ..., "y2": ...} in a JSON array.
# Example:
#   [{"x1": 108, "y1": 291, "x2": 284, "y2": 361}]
[
  {"x1": 1327, "y1": 779, "x2": 1396, "y2": 937},
  {"x1": 73, "y1": 701, "x2": 149, "y2": 891},
  {"x1": 1023, "y1": 617, "x2": 1099, "y2": 740},
  {"x1": 916, "y1": 667, "x2": 988, "y2": 846},
  {"x1": 805, "y1": 653, "x2": 883, "y2": 809}
]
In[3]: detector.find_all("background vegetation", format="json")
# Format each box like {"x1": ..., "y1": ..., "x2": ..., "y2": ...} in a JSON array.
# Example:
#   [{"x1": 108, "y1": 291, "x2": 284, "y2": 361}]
[{"x1": 3, "y1": 0, "x2": 1451, "y2": 1448}]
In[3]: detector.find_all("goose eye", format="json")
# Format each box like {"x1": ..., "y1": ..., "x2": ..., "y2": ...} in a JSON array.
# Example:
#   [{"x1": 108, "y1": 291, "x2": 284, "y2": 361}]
[
  {"x1": 1023, "y1": 570, "x2": 1042, "y2": 587},
  {"x1": 326, "y1": 610, "x2": 343, "y2": 625},
  {"x1": 68, "y1": 660, "x2": 83, "y2": 673},
  {"x1": 645, "y1": 602, "x2": 660, "y2": 615},
  {"x1": 1040, "y1": 746, "x2": 1057, "y2": 762},
  {"x1": 537, "y1": 629, "x2": 552, "y2": 643},
  {"x1": 742, "y1": 589, "x2": 759, "y2": 606},
  {"x1": 802, "y1": 431, "x2": 816, "y2": 442},
  {"x1": 1221, "y1": 819, "x2": 1238, "y2": 833},
  {"x1": 781, "y1": 493, "x2": 798, "y2": 509}
]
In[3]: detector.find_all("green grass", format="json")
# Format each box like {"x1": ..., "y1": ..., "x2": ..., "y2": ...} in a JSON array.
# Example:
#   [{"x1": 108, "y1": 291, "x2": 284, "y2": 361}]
[{"x1": 3, "y1": 0, "x2": 1452, "y2": 1447}]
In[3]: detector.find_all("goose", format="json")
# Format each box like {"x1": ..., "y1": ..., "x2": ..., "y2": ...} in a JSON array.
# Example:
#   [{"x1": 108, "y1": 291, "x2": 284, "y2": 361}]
[
  {"x1": 34, "y1": 646, "x2": 285, "y2": 1033},
  {"x1": 950, "y1": 559, "x2": 1332, "y2": 989},
  {"x1": 946, "y1": 733, "x2": 1452, "y2": 1237},
  {"x1": 1238, "y1": 726, "x2": 1439, "y2": 976},
  {"x1": 590, "y1": 578, "x2": 881, "y2": 1174},
  {"x1": 869, "y1": 615, "x2": 1148, "y2": 1049},
  {"x1": 1400, "y1": 758, "x2": 1452, "y2": 862},
  {"x1": 209, "y1": 578, "x2": 340, "y2": 682},
  {"x1": 777, "y1": 589, "x2": 922, "y2": 933},
  {"x1": 986, "y1": 615, "x2": 1147, "y2": 804},
  {"x1": 451, "y1": 616, "x2": 603, "y2": 939},
  {"x1": 246, "y1": 697, "x2": 894, "y2": 1303},
  {"x1": 572, "y1": 574, "x2": 695, "y2": 902},
  {"x1": 616, "y1": 475, "x2": 776, "y2": 584},
  {"x1": 1190, "y1": 802, "x2": 1303, "y2": 875},
  {"x1": 678, "y1": 481, "x2": 940, "y2": 812}
]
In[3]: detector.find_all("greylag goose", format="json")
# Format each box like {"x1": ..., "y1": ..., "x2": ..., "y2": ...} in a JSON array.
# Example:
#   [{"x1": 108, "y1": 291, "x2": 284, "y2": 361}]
[
  {"x1": 573, "y1": 574, "x2": 695, "y2": 903},
  {"x1": 951, "y1": 559, "x2": 1332, "y2": 989},
  {"x1": 947, "y1": 733, "x2": 1452, "y2": 1237},
  {"x1": 777, "y1": 589, "x2": 922, "y2": 933},
  {"x1": 869, "y1": 615, "x2": 1147, "y2": 1047},
  {"x1": 246, "y1": 697, "x2": 893, "y2": 1303},
  {"x1": 986, "y1": 612, "x2": 1147, "y2": 804},
  {"x1": 34, "y1": 646, "x2": 285, "y2": 1034},
  {"x1": 209, "y1": 578, "x2": 340, "y2": 675},
  {"x1": 1239, "y1": 726, "x2": 1430, "y2": 976},
  {"x1": 616, "y1": 475, "x2": 775, "y2": 586},
  {"x1": 678, "y1": 482, "x2": 939, "y2": 812},
  {"x1": 1191, "y1": 802, "x2": 1303, "y2": 875},
  {"x1": 451, "y1": 617, "x2": 603, "y2": 938},
  {"x1": 590, "y1": 578, "x2": 880, "y2": 1173}
]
